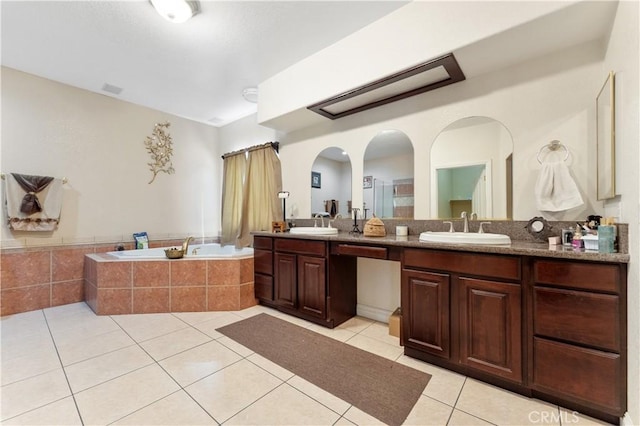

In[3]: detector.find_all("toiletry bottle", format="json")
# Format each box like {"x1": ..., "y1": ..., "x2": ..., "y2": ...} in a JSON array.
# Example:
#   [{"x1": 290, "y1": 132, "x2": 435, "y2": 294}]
[
  {"x1": 598, "y1": 217, "x2": 616, "y2": 253},
  {"x1": 572, "y1": 225, "x2": 583, "y2": 249}
]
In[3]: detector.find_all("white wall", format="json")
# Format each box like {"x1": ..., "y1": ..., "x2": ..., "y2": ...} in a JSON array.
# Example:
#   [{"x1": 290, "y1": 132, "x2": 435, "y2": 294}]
[
  {"x1": 0, "y1": 67, "x2": 220, "y2": 247},
  {"x1": 601, "y1": 1, "x2": 639, "y2": 424}
]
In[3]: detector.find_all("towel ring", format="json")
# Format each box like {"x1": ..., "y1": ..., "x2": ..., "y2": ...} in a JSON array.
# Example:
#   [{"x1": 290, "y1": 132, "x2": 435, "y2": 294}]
[{"x1": 536, "y1": 140, "x2": 569, "y2": 164}]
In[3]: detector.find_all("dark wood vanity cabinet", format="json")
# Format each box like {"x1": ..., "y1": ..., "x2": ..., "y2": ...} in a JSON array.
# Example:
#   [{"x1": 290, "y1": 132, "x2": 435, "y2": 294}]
[
  {"x1": 253, "y1": 236, "x2": 274, "y2": 303},
  {"x1": 530, "y1": 259, "x2": 626, "y2": 419},
  {"x1": 254, "y1": 236, "x2": 356, "y2": 327},
  {"x1": 401, "y1": 269, "x2": 450, "y2": 358},
  {"x1": 402, "y1": 248, "x2": 523, "y2": 384}
]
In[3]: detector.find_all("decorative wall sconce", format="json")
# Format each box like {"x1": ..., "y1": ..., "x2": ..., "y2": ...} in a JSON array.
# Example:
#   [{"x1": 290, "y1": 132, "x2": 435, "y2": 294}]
[{"x1": 145, "y1": 121, "x2": 175, "y2": 184}]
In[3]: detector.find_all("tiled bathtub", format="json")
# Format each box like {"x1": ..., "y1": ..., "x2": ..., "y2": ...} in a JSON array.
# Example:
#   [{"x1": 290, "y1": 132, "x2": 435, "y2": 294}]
[{"x1": 83, "y1": 253, "x2": 256, "y2": 315}]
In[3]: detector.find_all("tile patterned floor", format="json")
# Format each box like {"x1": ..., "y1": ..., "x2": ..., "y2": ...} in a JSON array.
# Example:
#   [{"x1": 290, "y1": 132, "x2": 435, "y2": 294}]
[{"x1": 0, "y1": 302, "x2": 611, "y2": 425}]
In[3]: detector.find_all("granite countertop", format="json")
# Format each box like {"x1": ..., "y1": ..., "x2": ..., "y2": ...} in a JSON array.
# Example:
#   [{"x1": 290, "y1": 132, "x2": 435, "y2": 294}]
[{"x1": 252, "y1": 231, "x2": 630, "y2": 264}]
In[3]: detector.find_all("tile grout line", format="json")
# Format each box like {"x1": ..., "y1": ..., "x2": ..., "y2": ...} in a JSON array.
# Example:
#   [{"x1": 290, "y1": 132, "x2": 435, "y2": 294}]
[{"x1": 41, "y1": 307, "x2": 86, "y2": 426}]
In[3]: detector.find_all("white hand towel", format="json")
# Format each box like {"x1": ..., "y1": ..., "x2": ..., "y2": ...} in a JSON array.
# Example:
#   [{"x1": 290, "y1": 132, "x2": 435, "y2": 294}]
[
  {"x1": 5, "y1": 174, "x2": 64, "y2": 231},
  {"x1": 535, "y1": 161, "x2": 584, "y2": 212}
]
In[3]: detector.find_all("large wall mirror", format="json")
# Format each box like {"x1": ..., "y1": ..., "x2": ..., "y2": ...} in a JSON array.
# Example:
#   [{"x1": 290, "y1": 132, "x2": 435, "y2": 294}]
[
  {"x1": 311, "y1": 147, "x2": 352, "y2": 218},
  {"x1": 363, "y1": 130, "x2": 414, "y2": 219},
  {"x1": 431, "y1": 116, "x2": 513, "y2": 220},
  {"x1": 597, "y1": 71, "x2": 615, "y2": 200}
]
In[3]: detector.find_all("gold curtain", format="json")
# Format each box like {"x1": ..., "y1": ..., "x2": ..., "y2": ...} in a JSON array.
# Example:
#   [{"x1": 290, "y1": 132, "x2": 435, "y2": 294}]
[
  {"x1": 237, "y1": 146, "x2": 282, "y2": 247},
  {"x1": 220, "y1": 153, "x2": 247, "y2": 246}
]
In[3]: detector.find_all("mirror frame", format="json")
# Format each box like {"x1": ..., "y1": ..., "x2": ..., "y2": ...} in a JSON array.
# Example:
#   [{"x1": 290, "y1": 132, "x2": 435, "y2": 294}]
[{"x1": 596, "y1": 71, "x2": 616, "y2": 200}]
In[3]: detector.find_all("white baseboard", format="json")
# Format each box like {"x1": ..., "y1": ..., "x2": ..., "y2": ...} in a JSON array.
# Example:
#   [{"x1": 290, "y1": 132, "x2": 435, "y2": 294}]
[{"x1": 356, "y1": 304, "x2": 393, "y2": 323}]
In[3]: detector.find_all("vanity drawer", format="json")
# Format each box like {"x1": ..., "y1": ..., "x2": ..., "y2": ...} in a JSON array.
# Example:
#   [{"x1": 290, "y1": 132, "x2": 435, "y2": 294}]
[
  {"x1": 533, "y1": 260, "x2": 620, "y2": 293},
  {"x1": 332, "y1": 243, "x2": 388, "y2": 259},
  {"x1": 253, "y1": 236, "x2": 273, "y2": 250},
  {"x1": 254, "y1": 249, "x2": 273, "y2": 275},
  {"x1": 534, "y1": 287, "x2": 620, "y2": 351},
  {"x1": 533, "y1": 337, "x2": 622, "y2": 413},
  {"x1": 404, "y1": 249, "x2": 520, "y2": 281},
  {"x1": 274, "y1": 239, "x2": 326, "y2": 256},
  {"x1": 254, "y1": 273, "x2": 273, "y2": 301}
]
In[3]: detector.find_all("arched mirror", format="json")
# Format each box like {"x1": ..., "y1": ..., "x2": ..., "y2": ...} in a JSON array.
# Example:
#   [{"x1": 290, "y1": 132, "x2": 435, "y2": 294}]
[
  {"x1": 363, "y1": 130, "x2": 414, "y2": 219},
  {"x1": 311, "y1": 147, "x2": 352, "y2": 218},
  {"x1": 430, "y1": 116, "x2": 513, "y2": 220}
]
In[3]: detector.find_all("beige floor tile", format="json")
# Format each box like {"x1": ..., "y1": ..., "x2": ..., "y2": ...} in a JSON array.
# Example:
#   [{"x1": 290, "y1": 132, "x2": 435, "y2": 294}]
[
  {"x1": 0, "y1": 309, "x2": 47, "y2": 337},
  {"x1": 113, "y1": 390, "x2": 216, "y2": 425},
  {"x1": 342, "y1": 405, "x2": 386, "y2": 425},
  {"x1": 193, "y1": 312, "x2": 247, "y2": 339},
  {"x1": 396, "y1": 355, "x2": 466, "y2": 406},
  {"x1": 247, "y1": 353, "x2": 295, "y2": 381},
  {"x1": 287, "y1": 375, "x2": 351, "y2": 416},
  {"x1": 447, "y1": 409, "x2": 494, "y2": 425},
  {"x1": 1, "y1": 328, "x2": 55, "y2": 362},
  {"x1": 112, "y1": 313, "x2": 188, "y2": 342},
  {"x1": 140, "y1": 326, "x2": 212, "y2": 361},
  {"x1": 65, "y1": 344, "x2": 154, "y2": 392},
  {"x1": 233, "y1": 304, "x2": 279, "y2": 318},
  {"x1": 159, "y1": 340, "x2": 242, "y2": 386},
  {"x1": 1, "y1": 345, "x2": 61, "y2": 386},
  {"x1": 172, "y1": 310, "x2": 242, "y2": 326},
  {"x1": 404, "y1": 395, "x2": 453, "y2": 425},
  {"x1": 225, "y1": 383, "x2": 341, "y2": 425},
  {"x1": 336, "y1": 316, "x2": 374, "y2": 334},
  {"x1": 43, "y1": 301, "x2": 93, "y2": 320},
  {"x1": 74, "y1": 364, "x2": 180, "y2": 426},
  {"x1": 47, "y1": 310, "x2": 120, "y2": 342},
  {"x1": 216, "y1": 335, "x2": 255, "y2": 357},
  {"x1": 306, "y1": 324, "x2": 357, "y2": 342},
  {"x1": 344, "y1": 333, "x2": 404, "y2": 360},
  {"x1": 1, "y1": 396, "x2": 82, "y2": 426},
  {"x1": 359, "y1": 321, "x2": 401, "y2": 347},
  {"x1": 456, "y1": 379, "x2": 560, "y2": 425},
  {"x1": 186, "y1": 359, "x2": 283, "y2": 423},
  {"x1": 56, "y1": 328, "x2": 136, "y2": 366},
  {"x1": 0, "y1": 369, "x2": 71, "y2": 421},
  {"x1": 334, "y1": 417, "x2": 357, "y2": 425}
]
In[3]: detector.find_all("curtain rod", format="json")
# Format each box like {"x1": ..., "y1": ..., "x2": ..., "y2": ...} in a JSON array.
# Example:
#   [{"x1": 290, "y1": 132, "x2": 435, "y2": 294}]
[{"x1": 221, "y1": 141, "x2": 279, "y2": 160}]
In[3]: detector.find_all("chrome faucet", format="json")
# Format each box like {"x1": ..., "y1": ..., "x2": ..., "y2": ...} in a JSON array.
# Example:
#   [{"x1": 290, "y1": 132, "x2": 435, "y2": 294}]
[
  {"x1": 328, "y1": 213, "x2": 342, "y2": 229},
  {"x1": 182, "y1": 236, "x2": 194, "y2": 253},
  {"x1": 313, "y1": 213, "x2": 325, "y2": 228},
  {"x1": 461, "y1": 211, "x2": 469, "y2": 233}
]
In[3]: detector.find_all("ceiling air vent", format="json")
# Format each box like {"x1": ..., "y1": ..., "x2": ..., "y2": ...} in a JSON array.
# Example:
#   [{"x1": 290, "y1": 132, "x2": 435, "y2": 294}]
[
  {"x1": 307, "y1": 53, "x2": 465, "y2": 120},
  {"x1": 101, "y1": 83, "x2": 123, "y2": 95}
]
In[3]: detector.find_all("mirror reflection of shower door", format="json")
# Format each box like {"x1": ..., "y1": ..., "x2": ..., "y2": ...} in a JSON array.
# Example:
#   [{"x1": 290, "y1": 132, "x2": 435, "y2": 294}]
[{"x1": 373, "y1": 179, "x2": 394, "y2": 218}]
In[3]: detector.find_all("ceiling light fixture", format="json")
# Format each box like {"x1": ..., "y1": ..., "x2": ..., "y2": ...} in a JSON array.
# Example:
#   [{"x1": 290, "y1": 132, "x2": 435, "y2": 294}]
[
  {"x1": 242, "y1": 87, "x2": 259, "y2": 103},
  {"x1": 150, "y1": 0, "x2": 200, "y2": 24}
]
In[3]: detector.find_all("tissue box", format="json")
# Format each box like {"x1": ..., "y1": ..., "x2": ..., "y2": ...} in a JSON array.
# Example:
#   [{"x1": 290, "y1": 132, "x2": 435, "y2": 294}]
[
  {"x1": 388, "y1": 308, "x2": 401, "y2": 340},
  {"x1": 582, "y1": 234, "x2": 598, "y2": 251}
]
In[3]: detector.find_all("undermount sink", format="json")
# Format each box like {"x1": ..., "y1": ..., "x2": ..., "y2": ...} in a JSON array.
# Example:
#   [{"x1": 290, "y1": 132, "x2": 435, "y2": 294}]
[
  {"x1": 419, "y1": 231, "x2": 511, "y2": 245},
  {"x1": 289, "y1": 227, "x2": 339, "y2": 236}
]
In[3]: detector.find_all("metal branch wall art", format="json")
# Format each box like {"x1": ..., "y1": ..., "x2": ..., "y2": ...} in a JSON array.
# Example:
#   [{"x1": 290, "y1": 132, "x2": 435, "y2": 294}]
[{"x1": 144, "y1": 121, "x2": 175, "y2": 184}]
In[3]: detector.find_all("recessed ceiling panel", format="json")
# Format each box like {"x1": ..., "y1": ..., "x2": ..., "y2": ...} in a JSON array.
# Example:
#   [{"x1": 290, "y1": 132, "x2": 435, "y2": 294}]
[{"x1": 308, "y1": 53, "x2": 465, "y2": 120}]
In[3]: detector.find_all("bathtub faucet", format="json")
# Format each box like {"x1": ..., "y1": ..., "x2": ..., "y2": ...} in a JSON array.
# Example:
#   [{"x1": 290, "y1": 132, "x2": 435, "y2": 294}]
[{"x1": 182, "y1": 236, "x2": 194, "y2": 253}]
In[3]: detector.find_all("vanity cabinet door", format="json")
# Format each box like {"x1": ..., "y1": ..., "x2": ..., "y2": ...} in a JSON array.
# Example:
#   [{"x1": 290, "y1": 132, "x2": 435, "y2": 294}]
[
  {"x1": 297, "y1": 255, "x2": 326, "y2": 319},
  {"x1": 401, "y1": 269, "x2": 450, "y2": 359},
  {"x1": 274, "y1": 252, "x2": 297, "y2": 309},
  {"x1": 459, "y1": 277, "x2": 522, "y2": 383}
]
